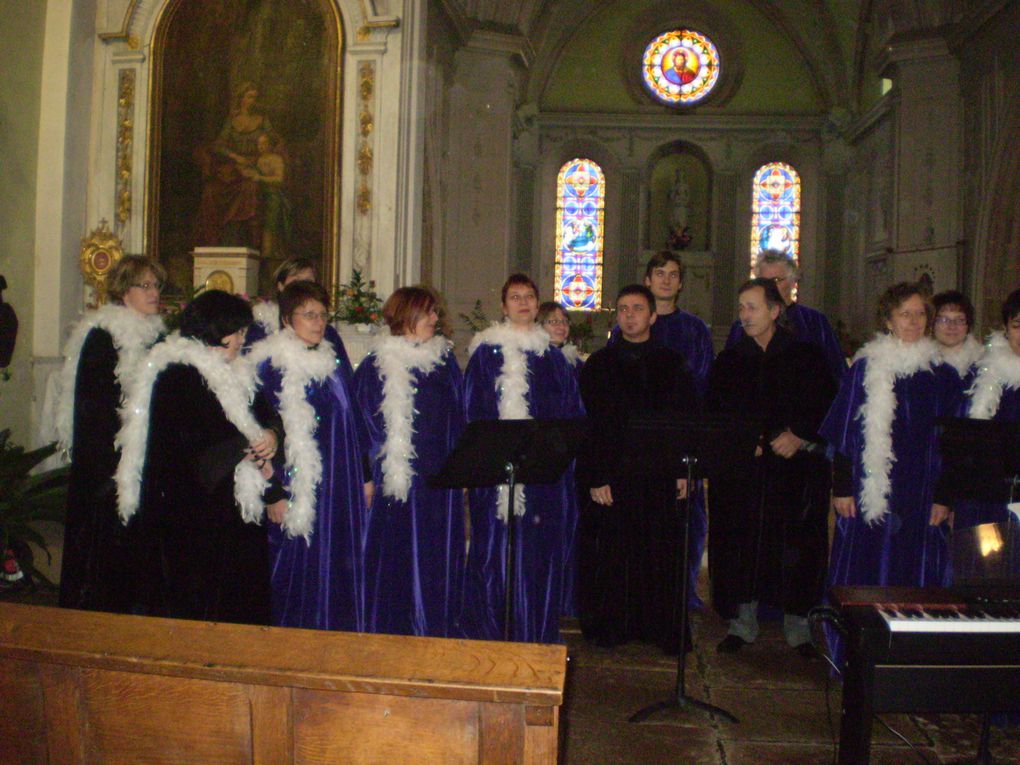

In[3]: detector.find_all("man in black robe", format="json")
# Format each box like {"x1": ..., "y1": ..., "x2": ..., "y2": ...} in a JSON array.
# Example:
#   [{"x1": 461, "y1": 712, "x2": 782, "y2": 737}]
[
  {"x1": 578, "y1": 284, "x2": 698, "y2": 653},
  {"x1": 706, "y1": 278, "x2": 837, "y2": 656}
]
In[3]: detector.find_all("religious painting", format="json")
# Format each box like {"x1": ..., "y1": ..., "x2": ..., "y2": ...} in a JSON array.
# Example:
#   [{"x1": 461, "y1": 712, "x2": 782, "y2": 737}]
[
  {"x1": 642, "y1": 29, "x2": 721, "y2": 106},
  {"x1": 555, "y1": 158, "x2": 605, "y2": 311},
  {"x1": 147, "y1": 0, "x2": 343, "y2": 296}
]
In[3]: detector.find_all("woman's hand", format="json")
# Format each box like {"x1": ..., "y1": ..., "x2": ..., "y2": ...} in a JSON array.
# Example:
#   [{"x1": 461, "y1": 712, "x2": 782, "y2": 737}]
[
  {"x1": 363, "y1": 481, "x2": 375, "y2": 508},
  {"x1": 266, "y1": 499, "x2": 287, "y2": 524},
  {"x1": 249, "y1": 429, "x2": 277, "y2": 461},
  {"x1": 833, "y1": 495, "x2": 856, "y2": 518},
  {"x1": 676, "y1": 479, "x2": 688, "y2": 500},
  {"x1": 770, "y1": 429, "x2": 804, "y2": 459},
  {"x1": 590, "y1": 485, "x2": 613, "y2": 506}
]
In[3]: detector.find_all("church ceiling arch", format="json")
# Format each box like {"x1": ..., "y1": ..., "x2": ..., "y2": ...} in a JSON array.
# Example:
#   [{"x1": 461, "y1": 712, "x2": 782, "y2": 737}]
[{"x1": 522, "y1": 0, "x2": 853, "y2": 113}]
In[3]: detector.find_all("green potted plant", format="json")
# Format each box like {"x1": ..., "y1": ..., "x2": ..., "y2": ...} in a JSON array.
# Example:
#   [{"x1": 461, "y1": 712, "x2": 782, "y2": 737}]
[
  {"x1": 0, "y1": 430, "x2": 69, "y2": 590},
  {"x1": 332, "y1": 269, "x2": 382, "y2": 331}
]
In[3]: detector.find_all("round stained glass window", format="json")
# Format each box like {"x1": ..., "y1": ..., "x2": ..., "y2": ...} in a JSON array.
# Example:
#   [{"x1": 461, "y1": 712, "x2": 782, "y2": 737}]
[{"x1": 642, "y1": 29, "x2": 720, "y2": 105}]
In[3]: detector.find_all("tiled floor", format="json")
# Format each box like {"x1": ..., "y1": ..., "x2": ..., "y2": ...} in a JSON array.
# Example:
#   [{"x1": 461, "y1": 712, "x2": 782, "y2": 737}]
[{"x1": 558, "y1": 579, "x2": 1020, "y2": 765}]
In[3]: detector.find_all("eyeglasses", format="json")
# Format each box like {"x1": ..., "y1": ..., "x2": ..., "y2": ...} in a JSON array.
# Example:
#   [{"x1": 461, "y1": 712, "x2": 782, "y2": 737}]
[
  {"x1": 295, "y1": 310, "x2": 329, "y2": 322},
  {"x1": 935, "y1": 316, "x2": 967, "y2": 327},
  {"x1": 130, "y1": 281, "x2": 163, "y2": 292},
  {"x1": 543, "y1": 318, "x2": 569, "y2": 327}
]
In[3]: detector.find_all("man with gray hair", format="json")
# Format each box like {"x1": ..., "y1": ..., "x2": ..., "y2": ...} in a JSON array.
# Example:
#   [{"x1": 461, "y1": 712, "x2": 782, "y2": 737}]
[{"x1": 725, "y1": 251, "x2": 846, "y2": 383}]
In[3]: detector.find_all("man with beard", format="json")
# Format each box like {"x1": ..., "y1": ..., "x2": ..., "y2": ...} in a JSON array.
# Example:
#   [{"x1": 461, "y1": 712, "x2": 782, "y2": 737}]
[
  {"x1": 578, "y1": 285, "x2": 698, "y2": 653},
  {"x1": 707, "y1": 278, "x2": 837, "y2": 657}
]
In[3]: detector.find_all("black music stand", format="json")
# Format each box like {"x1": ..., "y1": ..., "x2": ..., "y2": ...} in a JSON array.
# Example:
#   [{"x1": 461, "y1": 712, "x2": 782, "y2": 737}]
[
  {"x1": 625, "y1": 412, "x2": 758, "y2": 725},
  {"x1": 431, "y1": 418, "x2": 586, "y2": 641},
  {"x1": 937, "y1": 417, "x2": 1020, "y2": 765}
]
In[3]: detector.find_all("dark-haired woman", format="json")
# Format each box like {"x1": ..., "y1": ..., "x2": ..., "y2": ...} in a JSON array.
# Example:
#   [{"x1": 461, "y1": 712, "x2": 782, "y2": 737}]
[
  {"x1": 56, "y1": 255, "x2": 166, "y2": 612},
  {"x1": 245, "y1": 258, "x2": 354, "y2": 378},
  {"x1": 461, "y1": 274, "x2": 583, "y2": 644},
  {"x1": 247, "y1": 280, "x2": 370, "y2": 631},
  {"x1": 820, "y1": 282, "x2": 958, "y2": 663},
  {"x1": 354, "y1": 286, "x2": 466, "y2": 637},
  {"x1": 116, "y1": 290, "x2": 280, "y2": 624}
]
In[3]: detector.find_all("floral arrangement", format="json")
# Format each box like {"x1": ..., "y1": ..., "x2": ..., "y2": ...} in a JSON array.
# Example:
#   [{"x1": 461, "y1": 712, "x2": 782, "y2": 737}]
[
  {"x1": 332, "y1": 269, "x2": 382, "y2": 325},
  {"x1": 567, "y1": 308, "x2": 615, "y2": 353},
  {"x1": 159, "y1": 284, "x2": 207, "y2": 332},
  {"x1": 458, "y1": 299, "x2": 491, "y2": 334}
]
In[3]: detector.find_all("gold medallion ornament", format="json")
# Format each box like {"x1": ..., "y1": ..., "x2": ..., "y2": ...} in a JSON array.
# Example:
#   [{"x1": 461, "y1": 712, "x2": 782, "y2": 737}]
[
  {"x1": 204, "y1": 270, "x2": 235, "y2": 293},
  {"x1": 80, "y1": 220, "x2": 124, "y2": 305}
]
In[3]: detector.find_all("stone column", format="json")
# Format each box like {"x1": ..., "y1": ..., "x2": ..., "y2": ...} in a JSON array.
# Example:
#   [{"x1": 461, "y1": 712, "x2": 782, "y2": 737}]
[
  {"x1": 442, "y1": 31, "x2": 529, "y2": 330},
  {"x1": 712, "y1": 170, "x2": 740, "y2": 343},
  {"x1": 881, "y1": 37, "x2": 963, "y2": 290},
  {"x1": 617, "y1": 169, "x2": 643, "y2": 285}
]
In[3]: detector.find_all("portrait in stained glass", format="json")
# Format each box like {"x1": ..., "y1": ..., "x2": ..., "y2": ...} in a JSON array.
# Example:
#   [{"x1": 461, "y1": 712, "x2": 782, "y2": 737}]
[
  {"x1": 642, "y1": 29, "x2": 721, "y2": 106},
  {"x1": 750, "y1": 162, "x2": 801, "y2": 273},
  {"x1": 555, "y1": 159, "x2": 605, "y2": 310}
]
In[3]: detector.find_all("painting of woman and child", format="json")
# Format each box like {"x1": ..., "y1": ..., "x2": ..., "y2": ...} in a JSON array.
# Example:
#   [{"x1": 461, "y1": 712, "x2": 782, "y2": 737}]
[{"x1": 148, "y1": 0, "x2": 342, "y2": 296}]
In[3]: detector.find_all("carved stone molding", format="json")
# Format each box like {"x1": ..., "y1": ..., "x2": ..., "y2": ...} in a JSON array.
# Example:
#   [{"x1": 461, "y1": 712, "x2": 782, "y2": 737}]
[
  {"x1": 356, "y1": 61, "x2": 376, "y2": 217},
  {"x1": 115, "y1": 69, "x2": 136, "y2": 232}
]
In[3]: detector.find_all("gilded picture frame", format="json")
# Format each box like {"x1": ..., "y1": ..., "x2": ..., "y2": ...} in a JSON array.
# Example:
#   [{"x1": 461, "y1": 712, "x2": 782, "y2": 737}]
[{"x1": 146, "y1": 0, "x2": 344, "y2": 296}]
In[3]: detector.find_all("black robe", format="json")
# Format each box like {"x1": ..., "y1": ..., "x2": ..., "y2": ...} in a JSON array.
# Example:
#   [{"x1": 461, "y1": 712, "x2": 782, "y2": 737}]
[
  {"x1": 577, "y1": 339, "x2": 698, "y2": 652},
  {"x1": 135, "y1": 364, "x2": 280, "y2": 625},
  {"x1": 60, "y1": 329, "x2": 139, "y2": 612},
  {"x1": 705, "y1": 328, "x2": 836, "y2": 619}
]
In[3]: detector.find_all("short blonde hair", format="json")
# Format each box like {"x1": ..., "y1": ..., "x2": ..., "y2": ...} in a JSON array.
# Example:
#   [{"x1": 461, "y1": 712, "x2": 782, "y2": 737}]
[{"x1": 107, "y1": 256, "x2": 166, "y2": 304}]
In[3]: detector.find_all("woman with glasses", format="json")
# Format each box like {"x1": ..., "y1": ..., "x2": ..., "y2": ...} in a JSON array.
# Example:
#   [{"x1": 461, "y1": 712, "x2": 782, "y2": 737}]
[
  {"x1": 246, "y1": 280, "x2": 371, "y2": 631},
  {"x1": 56, "y1": 255, "x2": 167, "y2": 612},
  {"x1": 460, "y1": 274, "x2": 584, "y2": 643},
  {"x1": 116, "y1": 290, "x2": 279, "y2": 624},
  {"x1": 353, "y1": 286, "x2": 466, "y2": 637},
  {"x1": 820, "y1": 282, "x2": 958, "y2": 664},
  {"x1": 932, "y1": 290, "x2": 983, "y2": 394},
  {"x1": 538, "y1": 302, "x2": 583, "y2": 375}
]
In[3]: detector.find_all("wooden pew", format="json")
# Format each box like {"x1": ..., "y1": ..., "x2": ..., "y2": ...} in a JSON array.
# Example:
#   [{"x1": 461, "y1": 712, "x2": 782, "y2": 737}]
[{"x1": 0, "y1": 603, "x2": 566, "y2": 764}]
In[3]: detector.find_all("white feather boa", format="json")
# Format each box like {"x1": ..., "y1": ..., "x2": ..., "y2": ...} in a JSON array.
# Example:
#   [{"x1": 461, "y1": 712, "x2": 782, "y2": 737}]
[
  {"x1": 967, "y1": 333, "x2": 1020, "y2": 419},
  {"x1": 853, "y1": 334, "x2": 940, "y2": 525},
  {"x1": 938, "y1": 334, "x2": 983, "y2": 378},
  {"x1": 252, "y1": 300, "x2": 280, "y2": 335},
  {"x1": 115, "y1": 334, "x2": 268, "y2": 525},
  {"x1": 469, "y1": 322, "x2": 551, "y2": 521},
  {"x1": 55, "y1": 305, "x2": 164, "y2": 455},
  {"x1": 560, "y1": 342, "x2": 582, "y2": 367},
  {"x1": 243, "y1": 329, "x2": 339, "y2": 540},
  {"x1": 368, "y1": 334, "x2": 450, "y2": 502}
]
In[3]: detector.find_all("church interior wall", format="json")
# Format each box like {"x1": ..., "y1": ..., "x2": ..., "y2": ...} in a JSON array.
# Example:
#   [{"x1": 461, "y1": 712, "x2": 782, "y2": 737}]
[{"x1": 0, "y1": 0, "x2": 48, "y2": 445}]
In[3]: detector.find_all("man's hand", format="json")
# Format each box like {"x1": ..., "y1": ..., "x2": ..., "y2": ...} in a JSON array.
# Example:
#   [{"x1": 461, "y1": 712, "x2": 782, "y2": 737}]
[
  {"x1": 590, "y1": 485, "x2": 613, "y2": 506},
  {"x1": 770, "y1": 429, "x2": 804, "y2": 459},
  {"x1": 676, "y1": 479, "x2": 688, "y2": 499},
  {"x1": 833, "y1": 495, "x2": 856, "y2": 518}
]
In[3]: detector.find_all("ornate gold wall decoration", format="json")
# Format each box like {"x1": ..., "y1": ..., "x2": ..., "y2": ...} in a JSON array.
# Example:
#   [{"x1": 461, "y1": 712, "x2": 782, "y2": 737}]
[
  {"x1": 356, "y1": 61, "x2": 376, "y2": 216},
  {"x1": 116, "y1": 69, "x2": 135, "y2": 230},
  {"x1": 80, "y1": 220, "x2": 123, "y2": 305}
]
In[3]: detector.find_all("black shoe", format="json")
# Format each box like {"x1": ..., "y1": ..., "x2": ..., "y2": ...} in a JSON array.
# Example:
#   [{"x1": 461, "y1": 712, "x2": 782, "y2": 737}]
[
  {"x1": 716, "y1": 634, "x2": 747, "y2": 653},
  {"x1": 795, "y1": 642, "x2": 819, "y2": 659}
]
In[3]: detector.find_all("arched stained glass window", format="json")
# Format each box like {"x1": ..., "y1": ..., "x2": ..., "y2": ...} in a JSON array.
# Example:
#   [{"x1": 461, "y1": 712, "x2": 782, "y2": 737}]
[
  {"x1": 555, "y1": 158, "x2": 605, "y2": 310},
  {"x1": 750, "y1": 162, "x2": 801, "y2": 273},
  {"x1": 642, "y1": 29, "x2": 721, "y2": 106}
]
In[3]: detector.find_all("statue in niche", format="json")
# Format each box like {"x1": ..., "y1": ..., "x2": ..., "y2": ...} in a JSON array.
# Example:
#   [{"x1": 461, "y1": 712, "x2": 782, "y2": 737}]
[{"x1": 666, "y1": 168, "x2": 692, "y2": 250}]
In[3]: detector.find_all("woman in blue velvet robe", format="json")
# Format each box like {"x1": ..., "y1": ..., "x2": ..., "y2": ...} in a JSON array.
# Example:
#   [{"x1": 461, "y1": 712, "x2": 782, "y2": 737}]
[
  {"x1": 820, "y1": 284, "x2": 957, "y2": 665},
  {"x1": 461, "y1": 275, "x2": 584, "y2": 644},
  {"x1": 354, "y1": 287, "x2": 466, "y2": 638},
  {"x1": 932, "y1": 290, "x2": 983, "y2": 404},
  {"x1": 250, "y1": 281, "x2": 369, "y2": 631},
  {"x1": 950, "y1": 290, "x2": 1020, "y2": 530},
  {"x1": 245, "y1": 257, "x2": 355, "y2": 383}
]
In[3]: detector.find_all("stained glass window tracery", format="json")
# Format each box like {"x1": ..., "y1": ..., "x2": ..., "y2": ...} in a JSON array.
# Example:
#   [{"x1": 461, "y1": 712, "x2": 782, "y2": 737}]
[
  {"x1": 555, "y1": 158, "x2": 605, "y2": 311},
  {"x1": 642, "y1": 29, "x2": 721, "y2": 106},
  {"x1": 750, "y1": 162, "x2": 801, "y2": 274}
]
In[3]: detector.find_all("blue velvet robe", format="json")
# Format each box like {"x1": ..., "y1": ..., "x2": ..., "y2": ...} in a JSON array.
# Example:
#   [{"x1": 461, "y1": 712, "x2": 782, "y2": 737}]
[
  {"x1": 257, "y1": 347, "x2": 367, "y2": 631},
  {"x1": 611, "y1": 308, "x2": 713, "y2": 607},
  {"x1": 353, "y1": 348, "x2": 467, "y2": 638},
  {"x1": 461, "y1": 342, "x2": 583, "y2": 643},
  {"x1": 727, "y1": 302, "x2": 846, "y2": 384}
]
